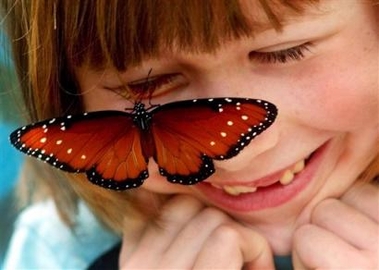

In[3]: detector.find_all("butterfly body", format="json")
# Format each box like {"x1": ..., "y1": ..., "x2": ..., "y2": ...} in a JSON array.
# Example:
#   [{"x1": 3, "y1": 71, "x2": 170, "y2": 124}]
[
  {"x1": 132, "y1": 102, "x2": 153, "y2": 131},
  {"x1": 10, "y1": 98, "x2": 277, "y2": 190}
]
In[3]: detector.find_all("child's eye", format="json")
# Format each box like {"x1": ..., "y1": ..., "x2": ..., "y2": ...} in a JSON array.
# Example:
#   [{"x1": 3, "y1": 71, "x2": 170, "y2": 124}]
[
  {"x1": 249, "y1": 42, "x2": 313, "y2": 64},
  {"x1": 127, "y1": 73, "x2": 186, "y2": 99}
]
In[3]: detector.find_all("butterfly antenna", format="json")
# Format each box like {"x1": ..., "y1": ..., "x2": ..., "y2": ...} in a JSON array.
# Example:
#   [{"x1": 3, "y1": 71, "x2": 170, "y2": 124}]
[
  {"x1": 142, "y1": 68, "x2": 158, "y2": 108},
  {"x1": 145, "y1": 68, "x2": 155, "y2": 107},
  {"x1": 131, "y1": 68, "x2": 159, "y2": 110}
]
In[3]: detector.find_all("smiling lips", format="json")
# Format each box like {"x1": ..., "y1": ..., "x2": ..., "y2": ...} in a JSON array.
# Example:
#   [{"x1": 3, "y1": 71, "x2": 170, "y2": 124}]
[
  {"x1": 209, "y1": 159, "x2": 306, "y2": 196},
  {"x1": 196, "y1": 141, "x2": 328, "y2": 211}
]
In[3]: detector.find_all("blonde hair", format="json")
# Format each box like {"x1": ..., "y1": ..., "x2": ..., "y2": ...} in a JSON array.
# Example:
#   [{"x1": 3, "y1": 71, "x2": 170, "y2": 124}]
[{"x1": 1, "y1": 0, "x2": 378, "y2": 232}]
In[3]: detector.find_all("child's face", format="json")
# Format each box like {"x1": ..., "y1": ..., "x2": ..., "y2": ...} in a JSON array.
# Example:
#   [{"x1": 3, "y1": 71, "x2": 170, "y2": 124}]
[{"x1": 76, "y1": 0, "x2": 378, "y2": 254}]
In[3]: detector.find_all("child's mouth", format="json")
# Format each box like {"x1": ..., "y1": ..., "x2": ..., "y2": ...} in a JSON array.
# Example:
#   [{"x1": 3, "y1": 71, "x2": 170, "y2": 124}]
[
  {"x1": 195, "y1": 142, "x2": 328, "y2": 212},
  {"x1": 211, "y1": 158, "x2": 309, "y2": 196}
]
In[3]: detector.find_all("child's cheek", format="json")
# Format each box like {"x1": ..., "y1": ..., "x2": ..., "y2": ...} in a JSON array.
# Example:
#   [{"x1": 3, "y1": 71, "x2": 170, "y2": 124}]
[{"x1": 287, "y1": 57, "x2": 378, "y2": 132}]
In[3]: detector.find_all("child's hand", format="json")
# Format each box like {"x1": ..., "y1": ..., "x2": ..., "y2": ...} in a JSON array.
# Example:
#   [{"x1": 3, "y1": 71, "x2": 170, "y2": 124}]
[
  {"x1": 119, "y1": 195, "x2": 275, "y2": 269},
  {"x1": 293, "y1": 182, "x2": 379, "y2": 269}
]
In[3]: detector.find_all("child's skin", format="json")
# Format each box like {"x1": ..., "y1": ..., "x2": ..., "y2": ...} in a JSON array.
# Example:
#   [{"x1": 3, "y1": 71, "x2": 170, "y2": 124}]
[{"x1": 75, "y1": 0, "x2": 378, "y2": 268}]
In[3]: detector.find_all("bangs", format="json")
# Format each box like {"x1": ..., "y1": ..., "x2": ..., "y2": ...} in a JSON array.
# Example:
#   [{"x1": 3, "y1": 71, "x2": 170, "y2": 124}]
[
  {"x1": 60, "y1": 0, "x2": 319, "y2": 70},
  {"x1": 0, "y1": 0, "x2": 319, "y2": 119}
]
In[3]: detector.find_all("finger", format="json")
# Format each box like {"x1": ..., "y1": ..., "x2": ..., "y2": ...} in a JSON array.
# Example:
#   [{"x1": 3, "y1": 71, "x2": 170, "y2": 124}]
[
  {"x1": 234, "y1": 224, "x2": 275, "y2": 270},
  {"x1": 193, "y1": 225, "x2": 245, "y2": 269},
  {"x1": 311, "y1": 198, "x2": 378, "y2": 249},
  {"x1": 341, "y1": 182, "x2": 379, "y2": 222},
  {"x1": 119, "y1": 213, "x2": 150, "y2": 265},
  {"x1": 292, "y1": 250, "x2": 310, "y2": 270},
  {"x1": 193, "y1": 223, "x2": 275, "y2": 270},
  {"x1": 293, "y1": 224, "x2": 369, "y2": 269},
  {"x1": 140, "y1": 195, "x2": 204, "y2": 249},
  {"x1": 121, "y1": 195, "x2": 204, "y2": 267},
  {"x1": 161, "y1": 207, "x2": 232, "y2": 268}
]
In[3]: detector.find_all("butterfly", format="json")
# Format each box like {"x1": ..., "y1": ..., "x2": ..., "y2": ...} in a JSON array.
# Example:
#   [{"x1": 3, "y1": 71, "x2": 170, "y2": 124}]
[{"x1": 10, "y1": 97, "x2": 277, "y2": 190}]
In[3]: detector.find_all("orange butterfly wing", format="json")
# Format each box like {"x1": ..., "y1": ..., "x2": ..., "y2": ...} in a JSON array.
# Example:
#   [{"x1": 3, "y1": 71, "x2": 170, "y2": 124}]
[
  {"x1": 151, "y1": 98, "x2": 277, "y2": 184},
  {"x1": 11, "y1": 111, "x2": 149, "y2": 190}
]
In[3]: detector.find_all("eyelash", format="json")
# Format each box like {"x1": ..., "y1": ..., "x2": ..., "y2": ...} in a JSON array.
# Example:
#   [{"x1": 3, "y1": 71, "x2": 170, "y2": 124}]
[
  {"x1": 249, "y1": 43, "x2": 312, "y2": 64},
  {"x1": 124, "y1": 43, "x2": 312, "y2": 96},
  {"x1": 127, "y1": 74, "x2": 180, "y2": 98}
]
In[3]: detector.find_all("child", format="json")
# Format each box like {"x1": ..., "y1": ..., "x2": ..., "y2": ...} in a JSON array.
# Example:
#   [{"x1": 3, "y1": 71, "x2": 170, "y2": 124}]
[{"x1": 2, "y1": 0, "x2": 378, "y2": 269}]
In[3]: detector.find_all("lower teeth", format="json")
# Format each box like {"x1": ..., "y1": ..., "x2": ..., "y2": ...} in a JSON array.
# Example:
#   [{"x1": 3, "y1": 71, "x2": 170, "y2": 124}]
[
  {"x1": 222, "y1": 186, "x2": 257, "y2": 196},
  {"x1": 218, "y1": 154, "x2": 313, "y2": 196}
]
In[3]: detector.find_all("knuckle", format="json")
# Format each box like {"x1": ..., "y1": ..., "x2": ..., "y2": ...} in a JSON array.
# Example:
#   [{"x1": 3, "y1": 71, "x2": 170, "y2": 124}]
[
  {"x1": 199, "y1": 207, "x2": 229, "y2": 222},
  {"x1": 315, "y1": 197, "x2": 339, "y2": 209},
  {"x1": 292, "y1": 224, "x2": 314, "y2": 247},
  {"x1": 166, "y1": 195, "x2": 203, "y2": 211},
  {"x1": 159, "y1": 195, "x2": 203, "y2": 221},
  {"x1": 311, "y1": 198, "x2": 340, "y2": 223},
  {"x1": 211, "y1": 224, "x2": 240, "y2": 245}
]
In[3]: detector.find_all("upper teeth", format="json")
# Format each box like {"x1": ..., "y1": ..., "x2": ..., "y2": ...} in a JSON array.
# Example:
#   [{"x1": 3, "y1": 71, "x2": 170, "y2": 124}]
[
  {"x1": 279, "y1": 169, "x2": 294, "y2": 185},
  {"x1": 215, "y1": 159, "x2": 306, "y2": 196}
]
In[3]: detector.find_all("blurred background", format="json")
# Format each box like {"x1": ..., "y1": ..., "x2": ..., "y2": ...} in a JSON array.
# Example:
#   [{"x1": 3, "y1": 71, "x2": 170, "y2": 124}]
[{"x1": 0, "y1": 28, "x2": 24, "y2": 267}]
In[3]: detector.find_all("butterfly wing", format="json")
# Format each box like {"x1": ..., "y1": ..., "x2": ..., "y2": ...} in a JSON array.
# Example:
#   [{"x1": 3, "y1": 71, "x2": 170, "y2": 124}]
[
  {"x1": 10, "y1": 111, "x2": 149, "y2": 190},
  {"x1": 150, "y1": 98, "x2": 277, "y2": 185}
]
